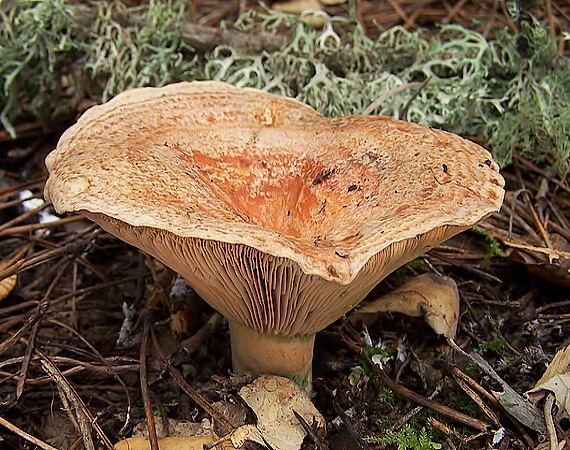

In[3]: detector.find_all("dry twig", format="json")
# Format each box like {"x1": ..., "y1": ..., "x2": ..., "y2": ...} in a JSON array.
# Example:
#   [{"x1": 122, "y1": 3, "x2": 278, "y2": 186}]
[
  {"x1": 38, "y1": 348, "x2": 114, "y2": 450},
  {"x1": 150, "y1": 326, "x2": 237, "y2": 435},
  {"x1": 376, "y1": 366, "x2": 491, "y2": 432},
  {"x1": 140, "y1": 313, "x2": 160, "y2": 450},
  {"x1": 293, "y1": 409, "x2": 328, "y2": 450},
  {"x1": 17, "y1": 258, "x2": 74, "y2": 399},
  {"x1": 0, "y1": 416, "x2": 59, "y2": 450},
  {"x1": 544, "y1": 393, "x2": 558, "y2": 450}
]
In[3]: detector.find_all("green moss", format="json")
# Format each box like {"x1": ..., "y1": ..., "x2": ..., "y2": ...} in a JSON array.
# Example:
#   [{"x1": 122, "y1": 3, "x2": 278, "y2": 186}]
[
  {"x1": 475, "y1": 332, "x2": 506, "y2": 354},
  {"x1": 463, "y1": 361, "x2": 479, "y2": 378},
  {"x1": 366, "y1": 422, "x2": 442, "y2": 449},
  {"x1": 472, "y1": 225, "x2": 508, "y2": 258},
  {"x1": 379, "y1": 387, "x2": 396, "y2": 405}
]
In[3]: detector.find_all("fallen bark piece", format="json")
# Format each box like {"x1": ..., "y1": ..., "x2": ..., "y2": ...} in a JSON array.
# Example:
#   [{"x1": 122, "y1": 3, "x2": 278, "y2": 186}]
[
  {"x1": 238, "y1": 375, "x2": 325, "y2": 450},
  {"x1": 352, "y1": 273, "x2": 460, "y2": 338},
  {"x1": 527, "y1": 345, "x2": 570, "y2": 421}
]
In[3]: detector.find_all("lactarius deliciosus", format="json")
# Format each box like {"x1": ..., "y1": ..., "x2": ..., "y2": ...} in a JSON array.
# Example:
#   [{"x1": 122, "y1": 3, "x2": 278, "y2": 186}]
[{"x1": 44, "y1": 81, "x2": 505, "y2": 389}]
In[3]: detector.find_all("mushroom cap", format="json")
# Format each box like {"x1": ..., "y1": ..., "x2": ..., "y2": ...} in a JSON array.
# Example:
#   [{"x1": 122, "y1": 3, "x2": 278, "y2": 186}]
[{"x1": 45, "y1": 81, "x2": 504, "y2": 335}]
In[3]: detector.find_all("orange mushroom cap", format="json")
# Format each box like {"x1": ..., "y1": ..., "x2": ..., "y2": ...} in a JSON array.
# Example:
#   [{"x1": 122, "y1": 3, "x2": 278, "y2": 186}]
[{"x1": 45, "y1": 81, "x2": 504, "y2": 336}]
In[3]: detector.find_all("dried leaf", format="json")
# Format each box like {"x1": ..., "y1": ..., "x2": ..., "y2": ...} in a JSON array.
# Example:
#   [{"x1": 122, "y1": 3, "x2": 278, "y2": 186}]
[
  {"x1": 352, "y1": 274, "x2": 460, "y2": 338},
  {"x1": 272, "y1": 0, "x2": 322, "y2": 14},
  {"x1": 230, "y1": 424, "x2": 266, "y2": 448},
  {"x1": 0, "y1": 259, "x2": 18, "y2": 302},
  {"x1": 536, "y1": 345, "x2": 570, "y2": 386},
  {"x1": 114, "y1": 435, "x2": 212, "y2": 450},
  {"x1": 133, "y1": 418, "x2": 212, "y2": 439},
  {"x1": 238, "y1": 375, "x2": 325, "y2": 450},
  {"x1": 507, "y1": 234, "x2": 570, "y2": 288},
  {"x1": 527, "y1": 345, "x2": 570, "y2": 420},
  {"x1": 272, "y1": 0, "x2": 327, "y2": 27}
]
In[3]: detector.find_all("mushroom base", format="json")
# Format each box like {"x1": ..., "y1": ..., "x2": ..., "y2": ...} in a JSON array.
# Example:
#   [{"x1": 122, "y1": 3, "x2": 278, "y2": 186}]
[{"x1": 229, "y1": 321, "x2": 315, "y2": 390}]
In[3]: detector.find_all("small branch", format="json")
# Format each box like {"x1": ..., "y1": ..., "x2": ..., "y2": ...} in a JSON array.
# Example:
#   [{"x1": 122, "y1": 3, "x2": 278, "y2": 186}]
[
  {"x1": 363, "y1": 82, "x2": 422, "y2": 115},
  {"x1": 513, "y1": 154, "x2": 570, "y2": 196},
  {"x1": 72, "y1": 4, "x2": 285, "y2": 55},
  {"x1": 51, "y1": 274, "x2": 149, "y2": 307},
  {"x1": 0, "y1": 216, "x2": 85, "y2": 237},
  {"x1": 452, "y1": 371, "x2": 500, "y2": 427},
  {"x1": 332, "y1": 401, "x2": 370, "y2": 450},
  {"x1": 399, "y1": 76, "x2": 431, "y2": 120},
  {"x1": 448, "y1": 366, "x2": 498, "y2": 406},
  {"x1": 447, "y1": 339, "x2": 546, "y2": 433},
  {"x1": 371, "y1": 357, "x2": 490, "y2": 432},
  {"x1": 503, "y1": 240, "x2": 570, "y2": 261},
  {"x1": 140, "y1": 313, "x2": 160, "y2": 450},
  {"x1": 150, "y1": 327, "x2": 236, "y2": 435},
  {"x1": 178, "y1": 312, "x2": 222, "y2": 357},
  {"x1": 48, "y1": 318, "x2": 133, "y2": 433},
  {"x1": 384, "y1": 385, "x2": 441, "y2": 435},
  {"x1": 0, "y1": 203, "x2": 50, "y2": 233},
  {"x1": 544, "y1": 393, "x2": 558, "y2": 450},
  {"x1": 429, "y1": 251, "x2": 503, "y2": 284},
  {"x1": 382, "y1": 375, "x2": 490, "y2": 432},
  {"x1": 17, "y1": 258, "x2": 74, "y2": 399},
  {"x1": 38, "y1": 349, "x2": 114, "y2": 450},
  {"x1": 293, "y1": 410, "x2": 328, "y2": 450},
  {"x1": 0, "y1": 177, "x2": 46, "y2": 199},
  {"x1": 0, "y1": 416, "x2": 59, "y2": 450},
  {"x1": 0, "y1": 314, "x2": 37, "y2": 356},
  {"x1": 430, "y1": 417, "x2": 461, "y2": 440}
]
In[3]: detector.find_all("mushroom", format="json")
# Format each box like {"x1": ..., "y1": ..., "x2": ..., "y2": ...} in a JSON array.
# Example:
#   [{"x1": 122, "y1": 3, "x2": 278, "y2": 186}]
[{"x1": 44, "y1": 81, "x2": 504, "y2": 389}]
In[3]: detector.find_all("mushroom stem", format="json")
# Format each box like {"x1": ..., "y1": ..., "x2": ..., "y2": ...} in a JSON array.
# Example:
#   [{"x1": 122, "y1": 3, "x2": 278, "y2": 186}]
[{"x1": 229, "y1": 321, "x2": 315, "y2": 391}]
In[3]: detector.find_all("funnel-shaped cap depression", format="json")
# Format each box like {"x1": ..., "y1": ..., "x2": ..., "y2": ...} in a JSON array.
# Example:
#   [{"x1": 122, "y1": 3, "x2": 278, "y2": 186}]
[{"x1": 45, "y1": 81, "x2": 504, "y2": 335}]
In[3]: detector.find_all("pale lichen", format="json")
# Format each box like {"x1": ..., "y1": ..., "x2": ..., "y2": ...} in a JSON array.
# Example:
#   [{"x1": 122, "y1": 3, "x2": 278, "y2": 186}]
[{"x1": 0, "y1": 0, "x2": 568, "y2": 174}]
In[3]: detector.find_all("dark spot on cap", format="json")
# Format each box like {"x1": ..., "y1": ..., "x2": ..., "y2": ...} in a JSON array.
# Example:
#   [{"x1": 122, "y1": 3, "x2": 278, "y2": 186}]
[
  {"x1": 312, "y1": 169, "x2": 333, "y2": 186},
  {"x1": 348, "y1": 185, "x2": 358, "y2": 192},
  {"x1": 442, "y1": 164, "x2": 448, "y2": 173},
  {"x1": 485, "y1": 159, "x2": 492, "y2": 167},
  {"x1": 327, "y1": 265, "x2": 339, "y2": 277}
]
